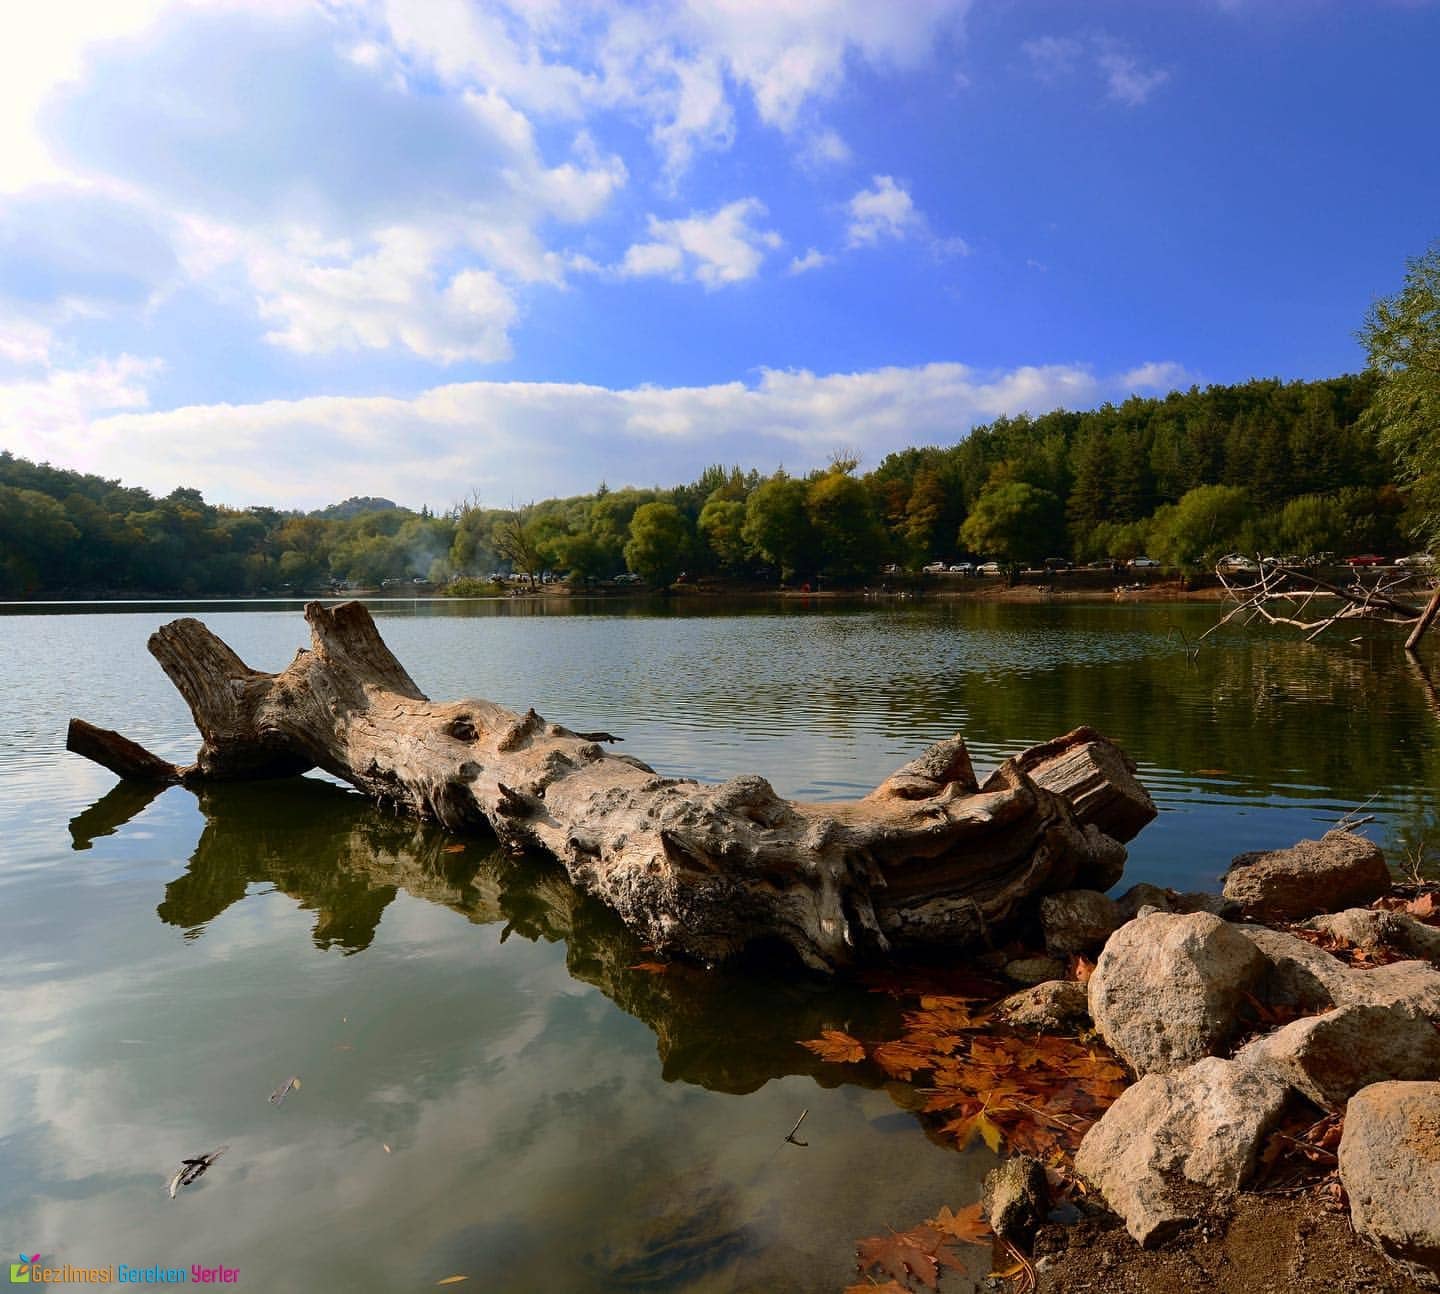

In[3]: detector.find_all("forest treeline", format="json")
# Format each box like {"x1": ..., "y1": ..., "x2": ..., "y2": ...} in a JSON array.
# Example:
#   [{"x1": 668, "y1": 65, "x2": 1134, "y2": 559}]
[{"x1": 0, "y1": 373, "x2": 1426, "y2": 596}]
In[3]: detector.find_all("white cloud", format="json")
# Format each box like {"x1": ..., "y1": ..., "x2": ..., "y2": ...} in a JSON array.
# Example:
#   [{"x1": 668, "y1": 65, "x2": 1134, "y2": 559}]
[
  {"x1": 619, "y1": 198, "x2": 782, "y2": 288},
  {"x1": 800, "y1": 128, "x2": 852, "y2": 169},
  {"x1": 788, "y1": 248, "x2": 832, "y2": 275},
  {"x1": 1119, "y1": 361, "x2": 1195, "y2": 390},
  {"x1": 845, "y1": 176, "x2": 923, "y2": 247},
  {"x1": 1021, "y1": 35, "x2": 1083, "y2": 82},
  {"x1": 9, "y1": 359, "x2": 1193, "y2": 510},
  {"x1": 0, "y1": 352, "x2": 160, "y2": 449},
  {"x1": 1022, "y1": 32, "x2": 1169, "y2": 108},
  {"x1": 368, "y1": 0, "x2": 972, "y2": 175},
  {"x1": 0, "y1": 317, "x2": 55, "y2": 367},
  {"x1": 249, "y1": 226, "x2": 519, "y2": 364},
  {"x1": 1095, "y1": 45, "x2": 1170, "y2": 107}
]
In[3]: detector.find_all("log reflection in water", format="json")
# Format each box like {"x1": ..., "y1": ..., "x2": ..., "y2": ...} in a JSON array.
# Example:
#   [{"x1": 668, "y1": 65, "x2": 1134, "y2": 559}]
[{"x1": 76, "y1": 775, "x2": 914, "y2": 1095}]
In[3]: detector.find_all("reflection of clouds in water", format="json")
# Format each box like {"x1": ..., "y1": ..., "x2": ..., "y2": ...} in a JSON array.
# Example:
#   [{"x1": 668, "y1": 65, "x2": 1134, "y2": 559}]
[{"x1": 6, "y1": 873, "x2": 984, "y2": 1292}]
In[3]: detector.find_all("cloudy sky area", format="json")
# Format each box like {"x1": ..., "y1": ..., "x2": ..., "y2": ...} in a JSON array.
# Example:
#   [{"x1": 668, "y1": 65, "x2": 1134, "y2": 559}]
[{"x1": 1, "y1": 0, "x2": 1437, "y2": 510}]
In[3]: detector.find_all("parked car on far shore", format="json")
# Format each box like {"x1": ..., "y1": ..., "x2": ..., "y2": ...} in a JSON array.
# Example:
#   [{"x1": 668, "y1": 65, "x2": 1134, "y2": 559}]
[
  {"x1": 1126, "y1": 556, "x2": 1159, "y2": 568},
  {"x1": 1397, "y1": 553, "x2": 1434, "y2": 567},
  {"x1": 1344, "y1": 554, "x2": 1388, "y2": 566},
  {"x1": 976, "y1": 561, "x2": 1003, "y2": 575}
]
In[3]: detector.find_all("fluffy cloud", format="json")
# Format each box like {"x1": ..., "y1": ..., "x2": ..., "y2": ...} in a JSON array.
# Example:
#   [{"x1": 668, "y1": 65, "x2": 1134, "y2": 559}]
[
  {"x1": 0, "y1": 352, "x2": 160, "y2": 448},
  {"x1": 29, "y1": 6, "x2": 631, "y2": 365},
  {"x1": 845, "y1": 176, "x2": 924, "y2": 247},
  {"x1": 7, "y1": 359, "x2": 1191, "y2": 509},
  {"x1": 1023, "y1": 32, "x2": 1169, "y2": 107},
  {"x1": 788, "y1": 248, "x2": 832, "y2": 275},
  {"x1": 368, "y1": 0, "x2": 973, "y2": 173},
  {"x1": 619, "y1": 199, "x2": 782, "y2": 288},
  {"x1": 1095, "y1": 44, "x2": 1170, "y2": 107}
]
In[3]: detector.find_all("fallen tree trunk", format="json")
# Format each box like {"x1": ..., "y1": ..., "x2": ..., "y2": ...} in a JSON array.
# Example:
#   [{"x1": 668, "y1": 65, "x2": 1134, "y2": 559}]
[{"x1": 67, "y1": 601, "x2": 1155, "y2": 970}]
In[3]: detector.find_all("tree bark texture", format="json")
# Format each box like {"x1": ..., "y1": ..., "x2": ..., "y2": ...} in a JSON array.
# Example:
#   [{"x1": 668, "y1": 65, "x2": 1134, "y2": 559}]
[{"x1": 68, "y1": 601, "x2": 1155, "y2": 970}]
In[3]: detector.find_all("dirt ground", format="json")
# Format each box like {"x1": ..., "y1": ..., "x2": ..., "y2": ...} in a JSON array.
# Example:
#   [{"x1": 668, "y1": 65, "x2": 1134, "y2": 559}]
[{"x1": 1032, "y1": 1191, "x2": 1430, "y2": 1294}]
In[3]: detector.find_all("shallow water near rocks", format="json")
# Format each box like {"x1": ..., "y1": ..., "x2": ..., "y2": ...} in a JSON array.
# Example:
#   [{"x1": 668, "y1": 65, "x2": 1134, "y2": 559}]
[{"x1": 1, "y1": 596, "x2": 1436, "y2": 1291}]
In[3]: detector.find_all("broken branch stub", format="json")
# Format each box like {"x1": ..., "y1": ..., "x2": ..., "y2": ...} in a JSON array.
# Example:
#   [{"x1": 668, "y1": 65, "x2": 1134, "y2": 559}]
[{"x1": 69, "y1": 601, "x2": 1154, "y2": 970}]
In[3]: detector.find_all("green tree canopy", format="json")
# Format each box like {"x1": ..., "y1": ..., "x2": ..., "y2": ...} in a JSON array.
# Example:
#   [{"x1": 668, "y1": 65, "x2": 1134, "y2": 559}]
[
  {"x1": 624, "y1": 502, "x2": 690, "y2": 586},
  {"x1": 1360, "y1": 241, "x2": 1440, "y2": 543},
  {"x1": 1147, "y1": 484, "x2": 1252, "y2": 569},
  {"x1": 959, "y1": 480, "x2": 1061, "y2": 565}
]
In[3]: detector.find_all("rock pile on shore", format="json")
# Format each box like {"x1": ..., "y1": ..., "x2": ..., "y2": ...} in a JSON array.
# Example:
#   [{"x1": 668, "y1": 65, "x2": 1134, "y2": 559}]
[{"x1": 994, "y1": 829, "x2": 1440, "y2": 1291}]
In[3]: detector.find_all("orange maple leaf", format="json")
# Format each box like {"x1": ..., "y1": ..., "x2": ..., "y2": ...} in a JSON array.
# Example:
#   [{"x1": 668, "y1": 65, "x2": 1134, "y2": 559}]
[
  {"x1": 928, "y1": 1202, "x2": 992, "y2": 1246},
  {"x1": 799, "y1": 1029, "x2": 867, "y2": 1064}
]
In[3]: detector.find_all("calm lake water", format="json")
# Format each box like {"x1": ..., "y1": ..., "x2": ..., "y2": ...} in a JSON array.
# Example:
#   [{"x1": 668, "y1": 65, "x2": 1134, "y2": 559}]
[{"x1": 2, "y1": 597, "x2": 1437, "y2": 1291}]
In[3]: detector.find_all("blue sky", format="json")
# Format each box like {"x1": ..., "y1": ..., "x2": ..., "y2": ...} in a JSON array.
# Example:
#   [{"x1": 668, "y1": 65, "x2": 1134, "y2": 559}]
[{"x1": 0, "y1": 0, "x2": 1436, "y2": 510}]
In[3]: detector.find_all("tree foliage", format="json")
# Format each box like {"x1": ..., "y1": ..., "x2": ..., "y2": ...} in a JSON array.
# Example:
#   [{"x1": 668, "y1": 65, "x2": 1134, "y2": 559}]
[{"x1": 1360, "y1": 241, "x2": 1440, "y2": 544}]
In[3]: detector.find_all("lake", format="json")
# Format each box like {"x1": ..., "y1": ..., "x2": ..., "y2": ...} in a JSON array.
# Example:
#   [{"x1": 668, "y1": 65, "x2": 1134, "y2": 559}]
[{"x1": 2, "y1": 596, "x2": 1436, "y2": 1291}]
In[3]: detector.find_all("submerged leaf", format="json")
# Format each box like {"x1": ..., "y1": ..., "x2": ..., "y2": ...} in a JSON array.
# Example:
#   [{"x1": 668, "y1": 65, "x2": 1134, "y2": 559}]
[
  {"x1": 800, "y1": 1029, "x2": 867, "y2": 1064},
  {"x1": 928, "y1": 1203, "x2": 992, "y2": 1246}
]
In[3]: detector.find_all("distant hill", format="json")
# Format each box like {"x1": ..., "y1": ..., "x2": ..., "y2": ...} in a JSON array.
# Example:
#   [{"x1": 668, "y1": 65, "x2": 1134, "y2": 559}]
[{"x1": 309, "y1": 496, "x2": 400, "y2": 519}]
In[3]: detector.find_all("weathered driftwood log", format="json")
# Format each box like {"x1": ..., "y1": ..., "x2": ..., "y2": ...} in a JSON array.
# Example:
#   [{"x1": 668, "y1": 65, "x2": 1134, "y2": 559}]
[{"x1": 68, "y1": 601, "x2": 1155, "y2": 970}]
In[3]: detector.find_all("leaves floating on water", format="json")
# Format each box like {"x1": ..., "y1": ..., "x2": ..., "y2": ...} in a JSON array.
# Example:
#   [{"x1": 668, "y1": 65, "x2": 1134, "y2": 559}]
[
  {"x1": 927, "y1": 1203, "x2": 992, "y2": 1246},
  {"x1": 798, "y1": 1029, "x2": 866, "y2": 1064},
  {"x1": 435, "y1": 1277, "x2": 468, "y2": 1286},
  {"x1": 799, "y1": 992, "x2": 1130, "y2": 1160},
  {"x1": 628, "y1": 961, "x2": 670, "y2": 974},
  {"x1": 443, "y1": 843, "x2": 466, "y2": 854},
  {"x1": 854, "y1": 1222, "x2": 964, "y2": 1290}
]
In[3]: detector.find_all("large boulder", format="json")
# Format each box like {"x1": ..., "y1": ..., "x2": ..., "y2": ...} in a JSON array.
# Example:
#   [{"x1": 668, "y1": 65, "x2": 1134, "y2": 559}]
[
  {"x1": 1235, "y1": 1003, "x2": 1440, "y2": 1110},
  {"x1": 1039, "y1": 889, "x2": 1122, "y2": 956},
  {"x1": 1089, "y1": 911, "x2": 1267, "y2": 1075},
  {"x1": 1074, "y1": 1056, "x2": 1291, "y2": 1247},
  {"x1": 1303, "y1": 908, "x2": 1440, "y2": 964},
  {"x1": 1341, "y1": 960, "x2": 1440, "y2": 1022},
  {"x1": 997, "y1": 979, "x2": 1090, "y2": 1031},
  {"x1": 1235, "y1": 924, "x2": 1355, "y2": 1009},
  {"x1": 1222, "y1": 830, "x2": 1390, "y2": 921},
  {"x1": 1238, "y1": 924, "x2": 1440, "y2": 1021},
  {"x1": 1339, "y1": 1081, "x2": 1440, "y2": 1289}
]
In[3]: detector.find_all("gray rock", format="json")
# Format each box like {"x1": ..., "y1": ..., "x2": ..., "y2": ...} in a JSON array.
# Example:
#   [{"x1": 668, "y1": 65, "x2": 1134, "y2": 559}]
[
  {"x1": 1303, "y1": 908, "x2": 1440, "y2": 964},
  {"x1": 1235, "y1": 924, "x2": 1354, "y2": 1009},
  {"x1": 997, "y1": 979, "x2": 1090, "y2": 1031},
  {"x1": 1089, "y1": 911, "x2": 1267, "y2": 1075},
  {"x1": 1237, "y1": 923, "x2": 1440, "y2": 1024},
  {"x1": 1342, "y1": 960, "x2": 1440, "y2": 1023},
  {"x1": 1223, "y1": 830, "x2": 1391, "y2": 921},
  {"x1": 1074, "y1": 1056, "x2": 1291, "y2": 1247},
  {"x1": 1039, "y1": 889, "x2": 1122, "y2": 956},
  {"x1": 983, "y1": 1154, "x2": 1048, "y2": 1246},
  {"x1": 1339, "y1": 1081, "x2": 1440, "y2": 1289},
  {"x1": 1115, "y1": 882, "x2": 1174, "y2": 919},
  {"x1": 1235, "y1": 1003, "x2": 1440, "y2": 1110},
  {"x1": 1171, "y1": 891, "x2": 1242, "y2": 919},
  {"x1": 1004, "y1": 956, "x2": 1067, "y2": 986}
]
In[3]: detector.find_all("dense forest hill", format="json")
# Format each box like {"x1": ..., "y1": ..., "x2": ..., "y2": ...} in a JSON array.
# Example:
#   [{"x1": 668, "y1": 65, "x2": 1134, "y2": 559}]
[{"x1": 0, "y1": 374, "x2": 1424, "y2": 596}]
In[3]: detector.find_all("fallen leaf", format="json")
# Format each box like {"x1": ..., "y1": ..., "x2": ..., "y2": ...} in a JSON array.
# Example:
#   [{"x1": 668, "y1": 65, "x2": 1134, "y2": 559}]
[
  {"x1": 435, "y1": 1278, "x2": 468, "y2": 1286},
  {"x1": 800, "y1": 1029, "x2": 867, "y2": 1064},
  {"x1": 382, "y1": 1144, "x2": 391, "y2": 1154},
  {"x1": 1407, "y1": 893, "x2": 1438, "y2": 921},
  {"x1": 928, "y1": 1203, "x2": 992, "y2": 1246},
  {"x1": 855, "y1": 1223, "x2": 961, "y2": 1290},
  {"x1": 443, "y1": 843, "x2": 466, "y2": 854},
  {"x1": 629, "y1": 962, "x2": 669, "y2": 974},
  {"x1": 843, "y1": 1283, "x2": 909, "y2": 1294}
]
